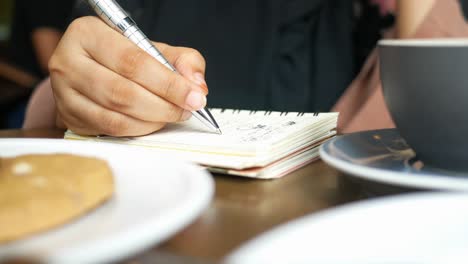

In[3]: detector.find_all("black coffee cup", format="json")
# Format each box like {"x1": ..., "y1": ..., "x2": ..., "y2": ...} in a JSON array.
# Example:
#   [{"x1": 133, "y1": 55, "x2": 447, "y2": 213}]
[{"x1": 379, "y1": 39, "x2": 468, "y2": 171}]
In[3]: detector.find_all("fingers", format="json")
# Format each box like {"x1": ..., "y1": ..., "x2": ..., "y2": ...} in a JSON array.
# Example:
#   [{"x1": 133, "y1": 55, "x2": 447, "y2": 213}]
[
  {"x1": 155, "y1": 42, "x2": 208, "y2": 94},
  {"x1": 52, "y1": 76, "x2": 166, "y2": 136},
  {"x1": 66, "y1": 55, "x2": 191, "y2": 123},
  {"x1": 49, "y1": 16, "x2": 209, "y2": 136},
  {"x1": 73, "y1": 16, "x2": 207, "y2": 111}
]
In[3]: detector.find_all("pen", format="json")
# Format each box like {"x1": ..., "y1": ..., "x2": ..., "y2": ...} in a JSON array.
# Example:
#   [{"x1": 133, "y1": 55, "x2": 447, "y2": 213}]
[{"x1": 86, "y1": 0, "x2": 222, "y2": 134}]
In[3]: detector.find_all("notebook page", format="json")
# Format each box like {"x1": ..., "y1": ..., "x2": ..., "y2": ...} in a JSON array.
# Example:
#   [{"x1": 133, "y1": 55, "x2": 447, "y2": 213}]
[
  {"x1": 65, "y1": 128, "x2": 336, "y2": 169},
  {"x1": 121, "y1": 109, "x2": 338, "y2": 155},
  {"x1": 64, "y1": 109, "x2": 338, "y2": 169}
]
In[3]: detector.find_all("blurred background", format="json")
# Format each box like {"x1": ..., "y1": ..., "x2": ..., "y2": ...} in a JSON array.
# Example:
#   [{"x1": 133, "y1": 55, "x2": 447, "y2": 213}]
[
  {"x1": 0, "y1": 0, "x2": 74, "y2": 129},
  {"x1": 0, "y1": 0, "x2": 467, "y2": 130},
  {"x1": 0, "y1": 0, "x2": 13, "y2": 46},
  {"x1": 0, "y1": 0, "x2": 25, "y2": 130}
]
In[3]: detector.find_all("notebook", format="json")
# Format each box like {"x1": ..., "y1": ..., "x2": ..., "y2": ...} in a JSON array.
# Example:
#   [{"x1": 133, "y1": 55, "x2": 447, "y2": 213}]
[{"x1": 65, "y1": 109, "x2": 338, "y2": 179}]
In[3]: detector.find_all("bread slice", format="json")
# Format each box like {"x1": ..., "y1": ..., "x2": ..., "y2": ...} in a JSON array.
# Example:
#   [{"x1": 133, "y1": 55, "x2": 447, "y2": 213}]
[{"x1": 0, "y1": 154, "x2": 114, "y2": 243}]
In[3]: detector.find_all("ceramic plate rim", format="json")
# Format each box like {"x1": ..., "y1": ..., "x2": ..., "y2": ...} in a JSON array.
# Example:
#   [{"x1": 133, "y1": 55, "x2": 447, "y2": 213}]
[
  {"x1": 0, "y1": 138, "x2": 214, "y2": 263},
  {"x1": 319, "y1": 131, "x2": 468, "y2": 191},
  {"x1": 379, "y1": 38, "x2": 468, "y2": 46},
  {"x1": 225, "y1": 192, "x2": 468, "y2": 263}
]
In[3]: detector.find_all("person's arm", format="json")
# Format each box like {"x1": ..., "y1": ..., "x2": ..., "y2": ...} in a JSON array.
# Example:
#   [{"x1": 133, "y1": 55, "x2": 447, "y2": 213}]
[
  {"x1": 396, "y1": 0, "x2": 436, "y2": 38},
  {"x1": 31, "y1": 28, "x2": 63, "y2": 74},
  {"x1": 369, "y1": 0, "x2": 436, "y2": 38},
  {"x1": 23, "y1": 78, "x2": 56, "y2": 129},
  {"x1": 25, "y1": 0, "x2": 75, "y2": 74},
  {"x1": 334, "y1": 0, "x2": 468, "y2": 133}
]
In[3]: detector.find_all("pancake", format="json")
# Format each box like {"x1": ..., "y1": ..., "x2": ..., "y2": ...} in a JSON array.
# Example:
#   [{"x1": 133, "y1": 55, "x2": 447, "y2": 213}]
[{"x1": 0, "y1": 154, "x2": 114, "y2": 243}]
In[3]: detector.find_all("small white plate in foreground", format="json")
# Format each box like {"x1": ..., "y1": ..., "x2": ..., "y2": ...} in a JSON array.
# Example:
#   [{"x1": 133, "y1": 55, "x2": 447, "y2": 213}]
[
  {"x1": 226, "y1": 192, "x2": 468, "y2": 264},
  {"x1": 0, "y1": 139, "x2": 214, "y2": 263}
]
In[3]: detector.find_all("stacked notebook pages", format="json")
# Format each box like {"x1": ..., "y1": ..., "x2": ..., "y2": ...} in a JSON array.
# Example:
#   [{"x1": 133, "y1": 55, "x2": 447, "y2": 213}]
[{"x1": 65, "y1": 109, "x2": 338, "y2": 179}]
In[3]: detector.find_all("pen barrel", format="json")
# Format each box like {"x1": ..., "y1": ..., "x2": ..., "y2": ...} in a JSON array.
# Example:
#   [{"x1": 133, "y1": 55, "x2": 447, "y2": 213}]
[
  {"x1": 124, "y1": 25, "x2": 175, "y2": 71},
  {"x1": 86, "y1": 0, "x2": 220, "y2": 132},
  {"x1": 86, "y1": 0, "x2": 175, "y2": 71},
  {"x1": 86, "y1": 0, "x2": 128, "y2": 33}
]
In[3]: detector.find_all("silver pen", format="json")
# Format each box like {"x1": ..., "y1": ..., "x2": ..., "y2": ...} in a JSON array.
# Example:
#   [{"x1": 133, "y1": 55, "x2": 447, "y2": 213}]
[{"x1": 86, "y1": 0, "x2": 221, "y2": 134}]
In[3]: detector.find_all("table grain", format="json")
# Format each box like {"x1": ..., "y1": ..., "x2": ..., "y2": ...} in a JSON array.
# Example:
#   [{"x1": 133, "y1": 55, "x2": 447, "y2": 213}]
[{"x1": 0, "y1": 129, "x2": 375, "y2": 263}]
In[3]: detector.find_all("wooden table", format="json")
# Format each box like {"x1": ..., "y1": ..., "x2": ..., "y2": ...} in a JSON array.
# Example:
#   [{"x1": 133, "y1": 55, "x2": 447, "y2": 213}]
[{"x1": 0, "y1": 129, "x2": 408, "y2": 263}]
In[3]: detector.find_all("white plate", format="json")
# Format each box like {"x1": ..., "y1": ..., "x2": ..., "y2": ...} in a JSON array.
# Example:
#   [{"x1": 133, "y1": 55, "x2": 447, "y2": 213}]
[
  {"x1": 319, "y1": 129, "x2": 468, "y2": 191},
  {"x1": 0, "y1": 139, "x2": 214, "y2": 263},
  {"x1": 226, "y1": 192, "x2": 468, "y2": 264}
]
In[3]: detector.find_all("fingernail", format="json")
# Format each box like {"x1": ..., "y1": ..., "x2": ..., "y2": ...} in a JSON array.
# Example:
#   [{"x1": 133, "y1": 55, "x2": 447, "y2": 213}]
[
  {"x1": 193, "y1": 73, "x2": 208, "y2": 94},
  {"x1": 185, "y1": 91, "x2": 207, "y2": 110},
  {"x1": 181, "y1": 110, "x2": 192, "y2": 121}
]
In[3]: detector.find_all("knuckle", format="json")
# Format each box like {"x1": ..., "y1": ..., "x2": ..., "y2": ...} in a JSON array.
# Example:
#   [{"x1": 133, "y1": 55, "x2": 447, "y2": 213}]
[
  {"x1": 67, "y1": 16, "x2": 94, "y2": 35},
  {"x1": 107, "y1": 79, "x2": 134, "y2": 110},
  {"x1": 48, "y1": 53, "x2": 60, "y2": 73},
  {"x1": 116, "y1": 48, "x2": 145, "y2": 78},
  {"x1": 67, "y1": 18, "x2": 84, "y2": 34},
  {"x1": 180, "y1": 48, "x2": 205, "y2": 66},
  {"x1": 48, "y1": 63, "x2": 61, "y2": 77},
  {"x1": 48, "y1": 47, "x2": 69, "y2": 75},
  {"x1": 187, "y1": 48, "x2": 204, "y2": 60},
  {"x1": 47, "y1": 33, "x2": 81, "y2": 73},
  {"x1": 48, "y1": 56, "x2": 71, "y2": 79},
  {"x1": 99, "y1": 112, "x2": 129, "y2": 136}
]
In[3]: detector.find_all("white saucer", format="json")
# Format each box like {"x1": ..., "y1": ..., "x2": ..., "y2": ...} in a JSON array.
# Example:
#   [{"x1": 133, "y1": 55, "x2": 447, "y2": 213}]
[
  {"x1": 0, "y1": 139, "x2": 214, "y2": 263},
  {"x1": 319, "y1": 129, "x2": 468, "y2": 191},
  {"x1": 226, "y1": 192, "x2": 468, "y2": 264}
]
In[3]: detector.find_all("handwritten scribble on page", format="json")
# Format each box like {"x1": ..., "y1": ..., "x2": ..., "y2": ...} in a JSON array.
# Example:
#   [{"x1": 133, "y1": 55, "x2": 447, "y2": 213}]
[{"x1": 132, "y1": 109, "x2": 336, "y2": 148}]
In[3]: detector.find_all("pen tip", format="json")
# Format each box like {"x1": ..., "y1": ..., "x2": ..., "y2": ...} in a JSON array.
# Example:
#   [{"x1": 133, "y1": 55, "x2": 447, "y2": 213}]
[{"x1": 216, "y1": 128, "x2": 222, "y2": 135}]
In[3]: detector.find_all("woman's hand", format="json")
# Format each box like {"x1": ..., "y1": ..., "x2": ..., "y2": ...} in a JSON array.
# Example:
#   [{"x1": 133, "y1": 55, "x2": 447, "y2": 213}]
[{"x1": 49, "y1": 16, "x2": 208, "y2": 136}]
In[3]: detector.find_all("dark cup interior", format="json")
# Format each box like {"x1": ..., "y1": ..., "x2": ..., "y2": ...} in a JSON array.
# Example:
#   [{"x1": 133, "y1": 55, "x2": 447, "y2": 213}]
[{"x1": 379, "y1": 39, "x2": 468, "y2": 171}]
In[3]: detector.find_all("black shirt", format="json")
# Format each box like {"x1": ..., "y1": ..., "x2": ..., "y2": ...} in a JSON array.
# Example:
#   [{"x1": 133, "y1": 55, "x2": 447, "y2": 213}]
[
  {"x1": 7, "y1": 0, "x2": 75, "y2": 79},
  {"x1": 74, "y1": 0, "x2": 384, "y2": 112}
]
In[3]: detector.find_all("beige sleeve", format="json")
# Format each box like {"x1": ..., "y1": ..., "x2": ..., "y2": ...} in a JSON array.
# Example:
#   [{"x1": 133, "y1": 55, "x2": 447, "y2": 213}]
[
  {"x1": 333, "y1": 0, "x2": 468, "y2": 134},
  {"x1": 22, "y1": 78, "x2": 57, "y2": 129}
]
